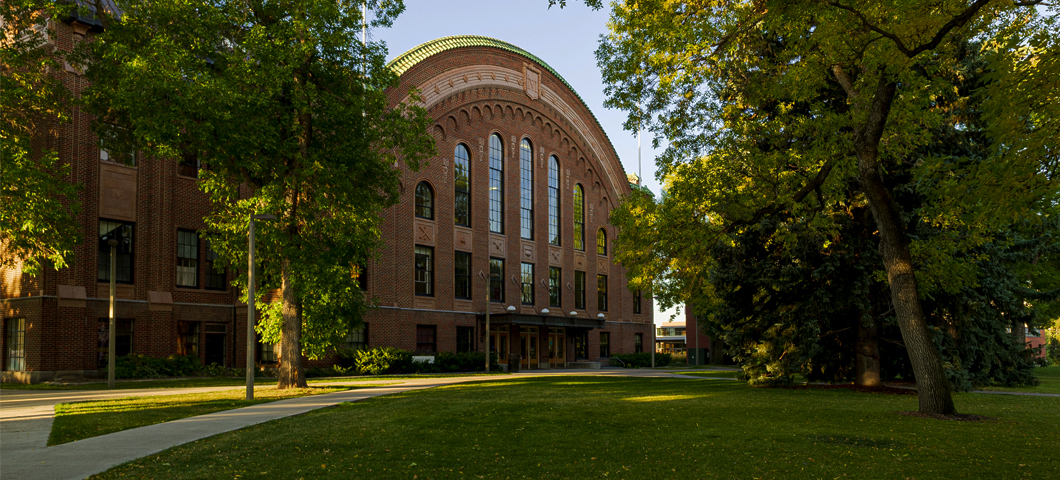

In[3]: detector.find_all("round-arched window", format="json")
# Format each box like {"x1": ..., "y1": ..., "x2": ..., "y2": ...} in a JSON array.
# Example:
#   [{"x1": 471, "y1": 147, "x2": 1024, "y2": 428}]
[
  {"x1": 597, "y1": 228, "x2": 607, "y2": 256},
  {"x1": 415, "y1": 181, "x2": 434, "y2": 219}
]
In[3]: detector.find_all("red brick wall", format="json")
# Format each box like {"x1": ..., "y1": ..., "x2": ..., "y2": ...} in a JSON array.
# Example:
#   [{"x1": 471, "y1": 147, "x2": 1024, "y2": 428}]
[{"x1": 1, "y1": 30, "x2": 652, "y2": 376}]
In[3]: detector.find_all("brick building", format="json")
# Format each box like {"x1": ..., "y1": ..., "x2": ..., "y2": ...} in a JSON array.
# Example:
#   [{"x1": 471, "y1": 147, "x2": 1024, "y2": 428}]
[{"x1": 1, "y1": 26, "x2": 653, "y2": 382}]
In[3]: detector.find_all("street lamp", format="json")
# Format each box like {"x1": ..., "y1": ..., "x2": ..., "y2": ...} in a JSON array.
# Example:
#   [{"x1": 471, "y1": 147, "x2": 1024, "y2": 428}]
[
  {"x1": 479, "y1": 270, "x2": 500, "y2": 373},
  {"x1": 107, "y1": 239, "x2": 117, "y2": 389},
  {"x1": 247, "y1": 213, "x2": 276, "y2": 400}
]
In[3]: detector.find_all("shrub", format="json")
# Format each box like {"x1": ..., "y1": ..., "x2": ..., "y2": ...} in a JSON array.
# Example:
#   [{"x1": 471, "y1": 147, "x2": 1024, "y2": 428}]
[
  {"x1": 113, "y1": 354, "x2": 203, "y2": 379},
  {"x1": 611, "y1": 352, "x2": 672, "y2": 368},
  {"x1": 353, "y1": 346, "x2": 412, "y2": 375}
]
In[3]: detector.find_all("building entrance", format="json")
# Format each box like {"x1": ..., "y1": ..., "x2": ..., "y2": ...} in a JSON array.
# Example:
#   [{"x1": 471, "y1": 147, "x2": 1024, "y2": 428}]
[
  {"x1": 204, "y1": 323, "x2": 227, "y2": 366},
  {"x1": 573, "y1": 330, "x2": 589, "y2": 360},
  {"x1": 548, "y1": 327, "x2": 566, "y2": 367},
  {"x1": 520, "y1": 326, "x2": 539, "y2": 369},
  {"x1": 489, "y1": 324, "x2": 509, "y2": 365}
]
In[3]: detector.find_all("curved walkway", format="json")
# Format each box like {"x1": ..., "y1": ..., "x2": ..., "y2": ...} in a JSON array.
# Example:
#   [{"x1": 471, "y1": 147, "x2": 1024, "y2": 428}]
[{"x1": 0, "y1": 369, "x2": 693, "y2": 480}]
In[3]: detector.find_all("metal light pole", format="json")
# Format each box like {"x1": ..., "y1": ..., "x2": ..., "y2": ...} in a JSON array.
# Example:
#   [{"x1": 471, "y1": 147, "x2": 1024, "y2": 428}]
[
  {"x1": 247, "y1": 213, "x2": 276, "y2": 400},
  {"x1": 108, "y1": 239, "x2": 117, "y2": 388},
  {"x1": 480, "y1": 271, "x2": 491, "y2": 372}
]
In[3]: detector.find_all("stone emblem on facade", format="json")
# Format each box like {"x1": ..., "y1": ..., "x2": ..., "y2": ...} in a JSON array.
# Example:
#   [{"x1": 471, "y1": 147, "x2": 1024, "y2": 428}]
[{"x1": 524, "y1": 66, "x2": 540, "y2": 100}]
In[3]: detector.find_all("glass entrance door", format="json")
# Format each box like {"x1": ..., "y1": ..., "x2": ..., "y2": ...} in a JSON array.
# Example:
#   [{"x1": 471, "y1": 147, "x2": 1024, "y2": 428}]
[
  {"x1": 573, "y1": 330, "x2": 589, "y2": 360},
  {"x1": 548, "y1": 327, "x2": 565, "y2": 367},
  {"x1": 520, "y1": 326, "x2": 539, "y2": 369},
  {"x1": 490, "y1": 325, "x2": 509, "y2": 365}
]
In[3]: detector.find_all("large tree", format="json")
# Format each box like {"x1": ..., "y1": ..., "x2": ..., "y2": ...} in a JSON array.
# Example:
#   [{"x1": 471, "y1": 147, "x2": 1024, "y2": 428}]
[
  {"x1": 78, "y1": 0, "x2": 435, "y2": 388},
  {"x1": 1, "y1": 0, "x2": 81, "y2": 277},
  {"x1": 595, "y1": 1, "x2": 1057, "y2": 414}
]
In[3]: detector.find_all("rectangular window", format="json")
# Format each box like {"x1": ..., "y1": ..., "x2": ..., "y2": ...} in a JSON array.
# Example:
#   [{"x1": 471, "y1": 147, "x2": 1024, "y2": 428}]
[
  {"x1": 4, "y1": 318, "x2": 26, "y2": 371},
  {"x1": 176, "y1": 230, "x2": 199, "y2": 287},
  {"x1": 416, "y1": 325, "x2": 437, "y2": 353},
  {"x1": 521, "y1": 262, "x2": 534, "y2": 305},
  {"x1": 457, "y1": 326, "x2": 475, "y2": 353},
  {"x1": 98, "y1": 220, "x2": 134, "y2": 284},
  {"x1": 600, "y1": 332, "x2": 611, "y2": 357},
  {"x1": 574, "y1": 271, "x2": 586, "y2": 310},
  {"x1": 97, "y1": 319, "x2": 133, "y2": 367},
  {"x1": 597, "y1": 274, "x2": 608, "y2": 312},
  {"x1": 346, "y1": 324, "x2": 368, "y2": 351},
  {"x1": 455, "y1": 251, "x2": 472, "y2": 300},
  {"x1": 204, "y1": 240, "x2": 227, "y2": 290},
  {"x1": 257, "y1": 334, "x2": 278, "y2": 364},
  {"x1": 415, "y1": 245, "x2": 434, "y2": 296},
  {"x1": 489, "y1": 257, "x2": 504, "y2": 303},
  {"x1": 177, "y1": 321, "x2": 200, "y2": 357},
  {"x1": 548, "y1": 267, "x2": 561, "y2": 308},
  {"x1": 635, "y1": 333, "x2": 643, "y2": 353},
  {"x1": 99, "y1": 125, "x2": 136, "y2": 166},
  {"x1": 633, "y1": 290, "x2": 642, "y2": 314},
  {"x1": 178, "y1": 152, "x2": 199, "y2": 178}
]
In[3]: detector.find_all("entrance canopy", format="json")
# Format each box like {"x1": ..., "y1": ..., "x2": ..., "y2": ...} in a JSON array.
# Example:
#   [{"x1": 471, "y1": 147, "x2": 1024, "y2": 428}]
[{"x1": 480, "y1": 313, "x2": 605, "y2": 330}]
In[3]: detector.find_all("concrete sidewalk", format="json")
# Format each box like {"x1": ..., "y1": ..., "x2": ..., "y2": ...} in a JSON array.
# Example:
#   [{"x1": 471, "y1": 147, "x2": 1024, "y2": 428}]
[{"x1": 0, "y1": 370, "x2": 696, "y2": 480}]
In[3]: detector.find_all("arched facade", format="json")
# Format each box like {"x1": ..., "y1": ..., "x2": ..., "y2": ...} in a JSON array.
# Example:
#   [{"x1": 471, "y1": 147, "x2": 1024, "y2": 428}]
[{"x1": 365, "y1": 36, "x2": 653, "y2": 368}]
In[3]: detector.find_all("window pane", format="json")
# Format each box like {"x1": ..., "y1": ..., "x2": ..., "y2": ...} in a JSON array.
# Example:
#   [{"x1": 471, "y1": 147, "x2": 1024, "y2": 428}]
[
  {"x1": 455, "y1": 251, "x2": 471, "y2": 299},
  {"x1": 633, "y1": 290, "x2": 642, "y2": 314},
  {"x1": 204, "y1": 240, "x2": 227, "y2": 290},
  {"x1": 574, "y1": 271, "x2": 586, "y2": 309},
  {"x1": 598, "y1": 274, "x2": 608, "y2": 311},
  {"x1": 416, "y1": 325, "x2": 436, "y2": 353},
  {"x1": 520, "y1": 139, "x2": 533, "y2": 239},
  {"x1": 548, "y1": 156, "x2": 560, "y2": 246},
  {"x1": 98, "y1": 220, "x2": 134, "y2": 284},
  {"x1": 521, "y1": 262, "x2": 534, "y2": 305},
  {"x1": 489, "y1": 134, "x2": 504, "y2": 233},
  {"x1": 600, "y1": 332, "x2": 610, "y2": 357},
  {"x1": 457, "y1": 326, "x2": 474, "y2": 353},
  {"x1": 5, "y1": 318, "x2": 26, "y2": 371},
  {"x1": 573, "y1": 185, "x2": 584, "y2": 250},
  {"x1": 415, "y1": 182, "x2": 433, "y2": 219},
  {"x1": 455, "y1": 144, "x2": 471, "y2": 226},
  {"x1": 548, "y1": 267, "x2": 561, "y2": 308},
  {"x1": 489, "y1": 257, "x2": 504, "y2": 302},
  {"x1": 597, "y1": 229, "x2": 607, "y2": 256},
  {"x1": 177, "y1": 230, "x2": 198, "y2": 287},
  {"x1": 346, "y1": 324, "x2": 368, "y2": 351},
  {"x1": 415, "y1": 246, "x2": 433, "y2": 296}
]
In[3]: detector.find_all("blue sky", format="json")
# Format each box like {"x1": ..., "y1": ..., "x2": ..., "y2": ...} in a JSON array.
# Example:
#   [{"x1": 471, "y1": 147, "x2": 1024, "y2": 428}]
[{"x1": 377, "y1": 0, "x2": 681, "y2": 324}]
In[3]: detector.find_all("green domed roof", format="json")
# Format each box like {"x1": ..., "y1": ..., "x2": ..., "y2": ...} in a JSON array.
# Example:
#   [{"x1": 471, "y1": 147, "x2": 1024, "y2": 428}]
[{"x1": 388, "y1": 35, "x2": 577, "y2": 94}]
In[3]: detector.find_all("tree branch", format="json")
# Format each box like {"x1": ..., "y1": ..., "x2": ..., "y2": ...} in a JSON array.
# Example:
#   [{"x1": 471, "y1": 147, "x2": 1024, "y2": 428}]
[
  {"x1": 723, "y1": 157, "x2": 838, "y2": 233},
  {"x1": 828, "y1": 0, "x2": 993, "y2": 58}
]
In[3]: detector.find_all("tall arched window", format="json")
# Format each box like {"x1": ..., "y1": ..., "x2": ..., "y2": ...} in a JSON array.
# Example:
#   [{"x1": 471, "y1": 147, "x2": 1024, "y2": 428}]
[
  {"x1": 415, "y1": 181, "x2": 433, "y2": 220},
  {"x1": 520, "y1": 139, "x2": 534, "y2": 239},
  {"x1": 573, "y1": 184, "x2": 585, "y2": 250},
  {"x1": 489, "y1": 134, "x2": 504, "y2": 233},
  {"x1": 454, "y1": 144, "x2": 471, "y2": 226},
  {"x1": 548, "y1": 156, "x2": 560, "y2": 246},
  {"x1": 597, "y1": 228, "x2": 607, "y2": 256}
]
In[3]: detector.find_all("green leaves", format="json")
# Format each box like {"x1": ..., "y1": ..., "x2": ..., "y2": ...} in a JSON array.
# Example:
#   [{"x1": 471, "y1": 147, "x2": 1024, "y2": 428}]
[
  {"x1": 1, "y1": 0, "x2": 82, "y2": 276},
  {"x1": 79, "y1": 0, "x2": 435, "y2": 359}
]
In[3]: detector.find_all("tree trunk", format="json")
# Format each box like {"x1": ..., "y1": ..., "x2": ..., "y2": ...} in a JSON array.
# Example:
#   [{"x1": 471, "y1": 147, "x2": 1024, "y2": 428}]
[
  {"x1": 278, "y1": 258, "x2": 307, "y2": 389},
  {"x1": 852, "y1": 78, "x2": 956, "y2": 414},
  {"x1": 855, "y1": 314, "x2": 881, "y2": 387}
]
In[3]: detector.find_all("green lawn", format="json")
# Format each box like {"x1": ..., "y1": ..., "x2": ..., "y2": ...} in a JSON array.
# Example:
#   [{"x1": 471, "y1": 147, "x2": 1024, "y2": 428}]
[
  {"x1": 91, "y1": 376, "x2": 1057, "y2": 479},
  {"x1": 977, "y1": 366, "x2": 1060, "y2": 395},
  {"x1": 2, "y1": 372, "x2": 508, "y2": 391},
  {"x1": 49, "y1": 385, "x2": 371, "y2": 445},
  {"x1": 674, "y1": 370, "x2": 744, "y2": 379}
]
